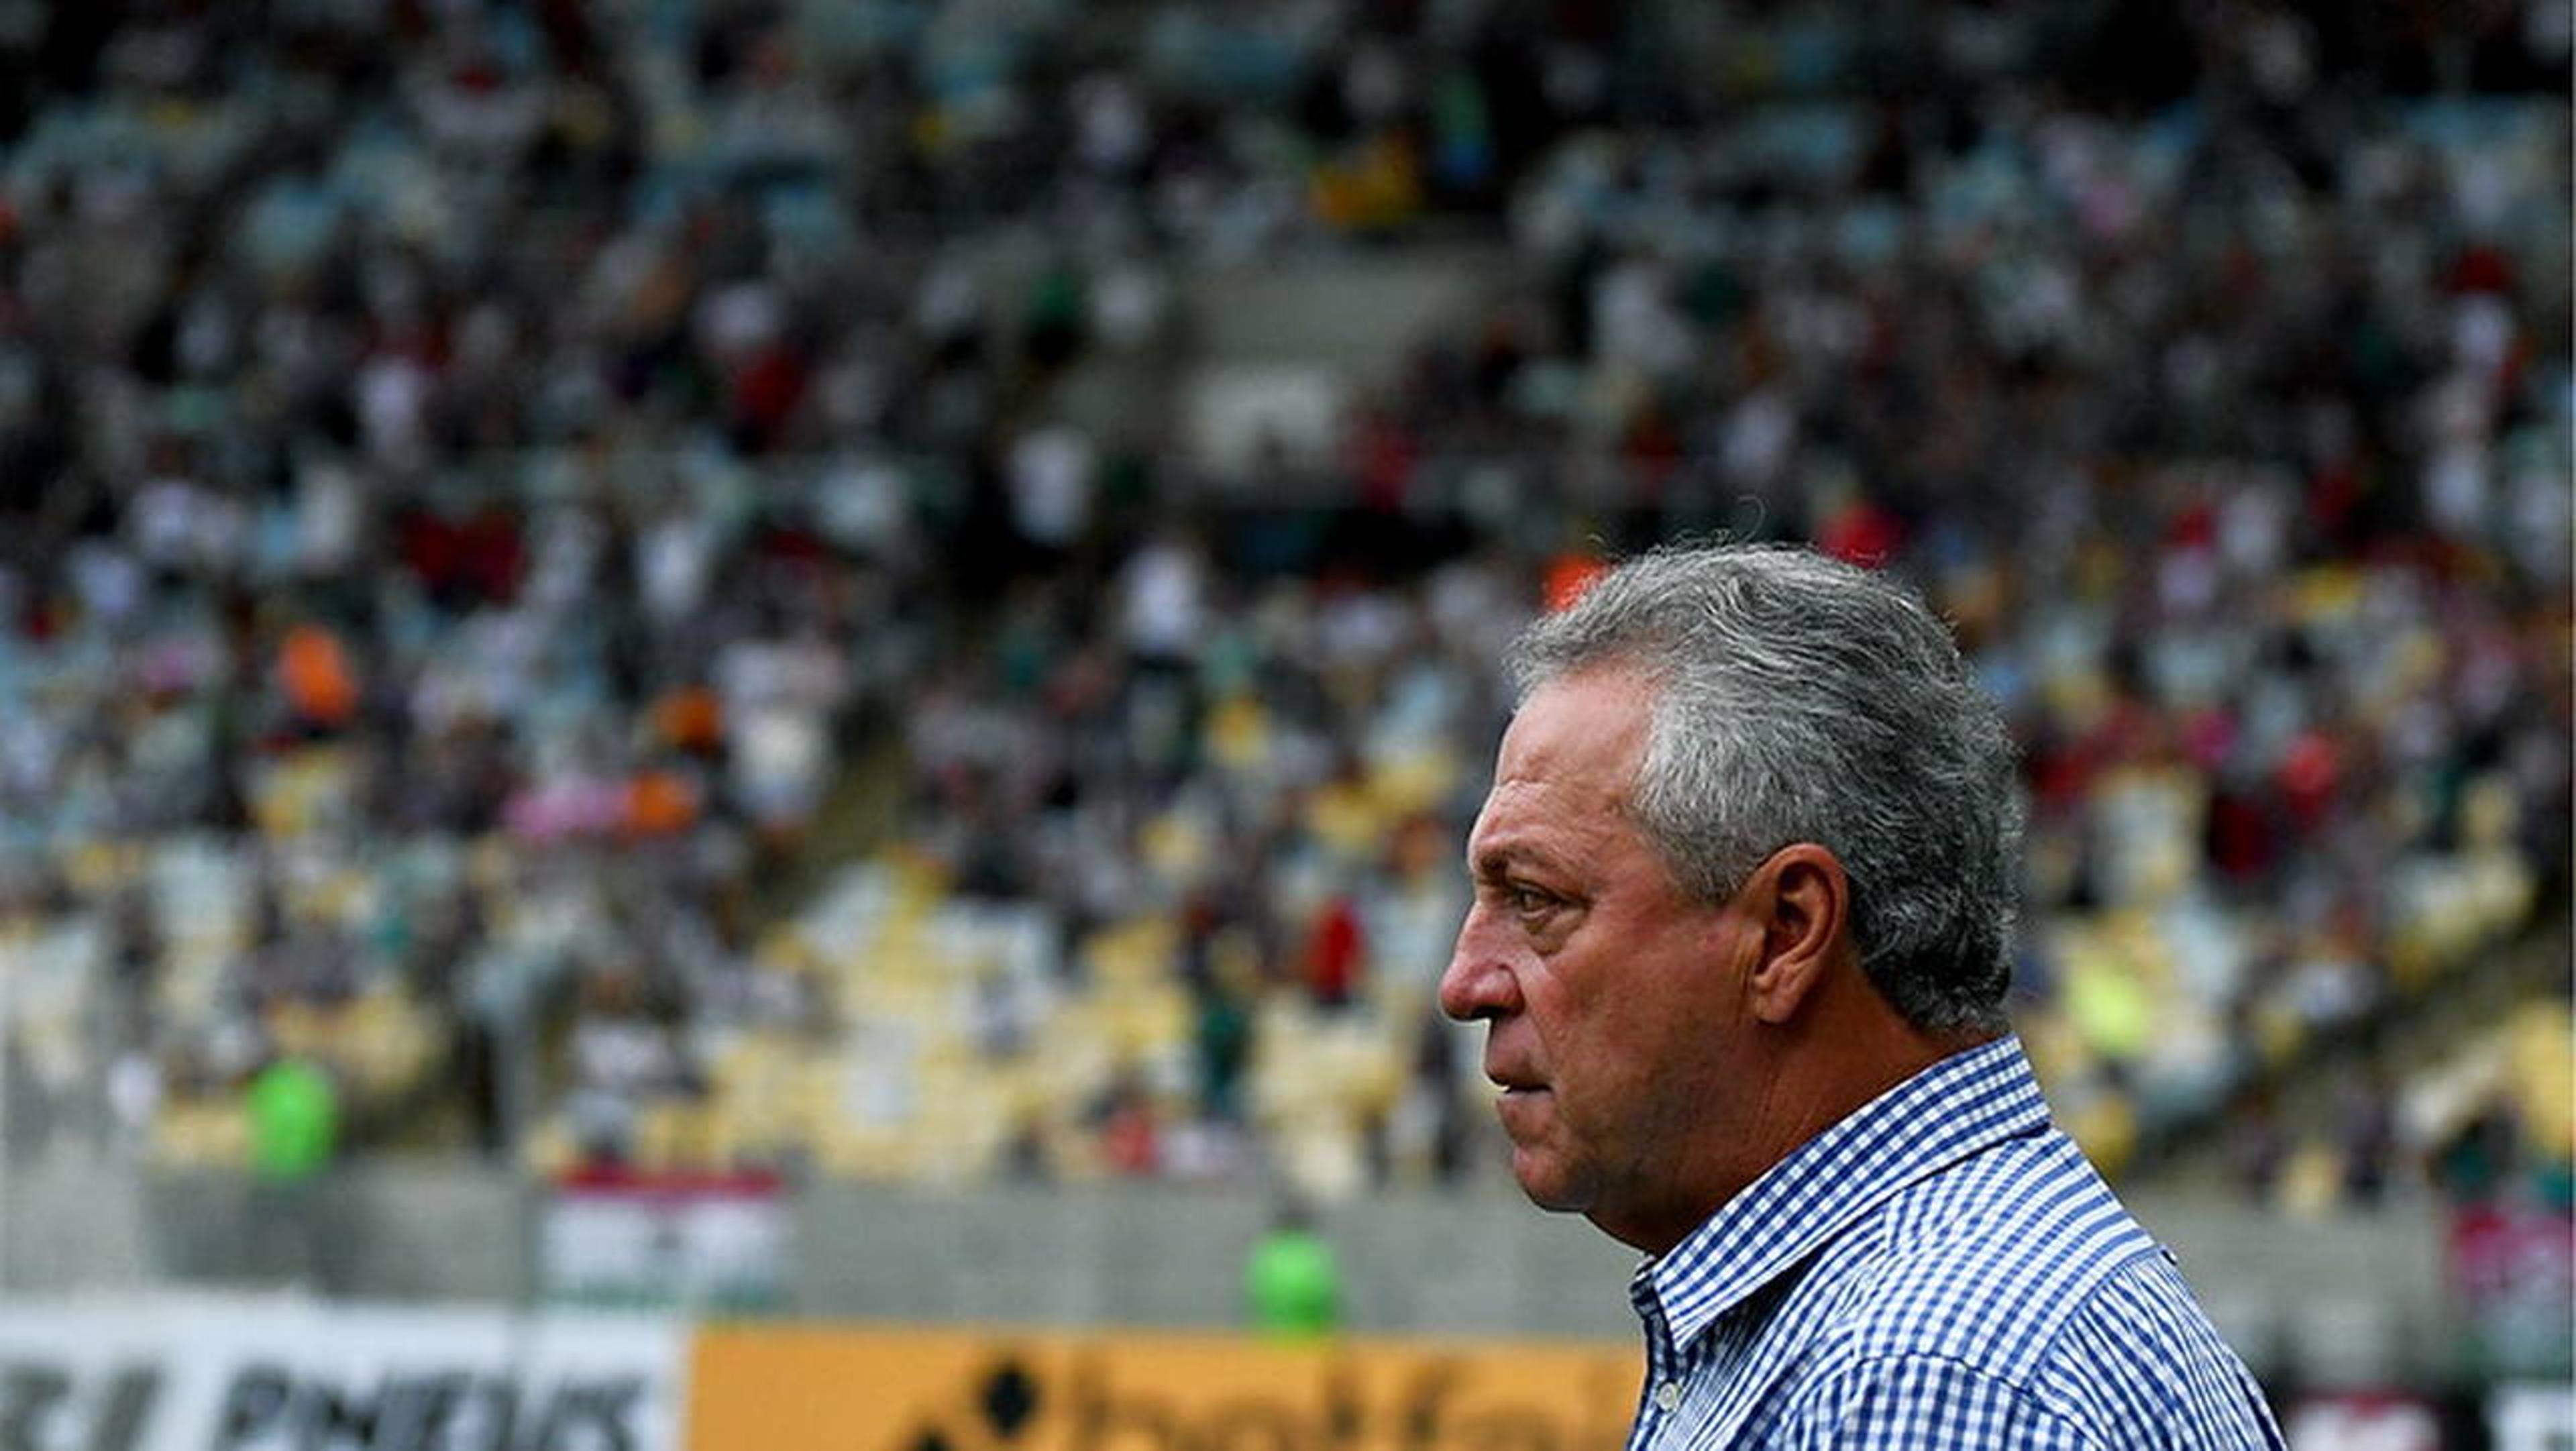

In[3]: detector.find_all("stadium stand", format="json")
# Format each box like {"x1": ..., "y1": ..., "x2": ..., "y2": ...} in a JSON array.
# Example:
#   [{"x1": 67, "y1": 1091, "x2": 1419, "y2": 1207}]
[{"x1": 0, "y1": 0, "x2": 2565, "y2": 1257}]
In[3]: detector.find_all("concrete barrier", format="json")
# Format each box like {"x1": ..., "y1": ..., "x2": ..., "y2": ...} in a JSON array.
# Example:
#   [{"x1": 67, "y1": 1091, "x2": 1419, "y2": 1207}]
[{"x1": 0, "y1": 1156, "x2": 2464, "y2": 1384}]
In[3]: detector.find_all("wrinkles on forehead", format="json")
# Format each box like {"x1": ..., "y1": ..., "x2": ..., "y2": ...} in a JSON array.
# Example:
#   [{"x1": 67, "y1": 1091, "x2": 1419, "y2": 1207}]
[
  {"x1": 1466, "y1": 668, "x2": 1656, "y2": 886},
  {"x1": 1499, "y1": 667, "x2": 1654, "y2": 800}
]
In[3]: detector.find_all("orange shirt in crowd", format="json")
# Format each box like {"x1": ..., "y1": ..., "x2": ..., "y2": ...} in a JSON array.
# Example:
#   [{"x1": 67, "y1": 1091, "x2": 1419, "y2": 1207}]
[{"x1": 278, "y1": 625, "x2": 358, "y2": 728}]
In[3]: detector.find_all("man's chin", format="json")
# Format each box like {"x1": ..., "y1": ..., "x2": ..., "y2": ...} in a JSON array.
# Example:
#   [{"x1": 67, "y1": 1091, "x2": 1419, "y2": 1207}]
[{"x1": 1510, "y1": 1146, "x2": 1593, "y2": 1214}]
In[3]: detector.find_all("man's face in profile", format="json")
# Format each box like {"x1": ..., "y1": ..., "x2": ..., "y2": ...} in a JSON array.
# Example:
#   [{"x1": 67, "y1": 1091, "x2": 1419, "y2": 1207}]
[{"x1": 1440, "y1": 667, "x2": 1751, "y2": 1246}]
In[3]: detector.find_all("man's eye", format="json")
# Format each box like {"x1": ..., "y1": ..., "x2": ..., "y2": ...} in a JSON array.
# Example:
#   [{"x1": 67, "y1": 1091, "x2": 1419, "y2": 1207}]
[{"x1": 1507, "y1": 885, "x2": 1554, "y2": 917}]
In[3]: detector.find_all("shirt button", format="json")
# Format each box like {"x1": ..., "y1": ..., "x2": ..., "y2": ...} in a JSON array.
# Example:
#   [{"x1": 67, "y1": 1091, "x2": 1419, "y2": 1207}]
[{"x1": 1656, "y1": 1382, "x2": 1682, "y2": 1413}]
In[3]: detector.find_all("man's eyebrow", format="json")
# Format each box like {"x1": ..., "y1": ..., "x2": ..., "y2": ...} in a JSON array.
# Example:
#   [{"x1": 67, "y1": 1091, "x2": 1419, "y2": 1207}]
[{"x1": 1470, "y1": 842, "x2": 1562, "y2": 881}]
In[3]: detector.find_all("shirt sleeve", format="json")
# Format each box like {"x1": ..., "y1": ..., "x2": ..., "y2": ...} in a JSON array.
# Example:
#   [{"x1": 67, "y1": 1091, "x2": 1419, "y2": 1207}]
[
  {"x1": 2032, "y1": 1251, "x2": 2289, "y2": 1450},
  {"x1": 1776, "y1": 1354, "x2": 2112, "y2": 1451}
]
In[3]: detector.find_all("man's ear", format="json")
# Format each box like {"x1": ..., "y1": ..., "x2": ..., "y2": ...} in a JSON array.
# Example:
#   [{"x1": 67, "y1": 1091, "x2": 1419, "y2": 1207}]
[{"x1": 1740, "y1": 843, "x2": 1852, "y2": 1025}]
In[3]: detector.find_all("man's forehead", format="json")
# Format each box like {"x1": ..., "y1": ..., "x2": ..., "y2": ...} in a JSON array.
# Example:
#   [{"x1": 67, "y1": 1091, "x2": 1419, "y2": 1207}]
[
  {"x1": 1493, "y1": 669, "x2": 1654, "y2": 788},
  {"x1": 1465, "y1": 771, "x2": 1638, "y2": 878},
  {"x1": 1465, "y1": 798, "x2": 1540, "y2": 863}
]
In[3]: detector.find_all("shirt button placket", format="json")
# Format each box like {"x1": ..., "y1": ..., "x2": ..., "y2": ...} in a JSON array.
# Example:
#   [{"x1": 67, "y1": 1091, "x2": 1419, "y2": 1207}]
[{"x1": 1656, "y1": 1381, "x2": 1682, "y2": 1413}]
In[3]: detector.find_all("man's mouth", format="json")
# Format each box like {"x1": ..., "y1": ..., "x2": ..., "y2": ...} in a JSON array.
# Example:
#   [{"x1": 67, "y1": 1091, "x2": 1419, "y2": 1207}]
[{"x1": 1485, "y1": 1053, "x2": 1546, "y2": 1095}]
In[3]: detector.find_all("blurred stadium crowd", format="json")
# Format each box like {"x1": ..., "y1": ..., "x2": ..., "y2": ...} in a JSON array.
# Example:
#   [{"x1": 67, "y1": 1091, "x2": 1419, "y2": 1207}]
[{"x1": 0, "y1": 0, "x2": 2567, "y2": 1218}]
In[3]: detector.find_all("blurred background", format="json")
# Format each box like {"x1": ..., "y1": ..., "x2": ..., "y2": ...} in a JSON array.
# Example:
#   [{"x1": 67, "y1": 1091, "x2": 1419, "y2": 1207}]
[{"x1": 0, "y1": 0, "x2": 2567, "y2": 1447}]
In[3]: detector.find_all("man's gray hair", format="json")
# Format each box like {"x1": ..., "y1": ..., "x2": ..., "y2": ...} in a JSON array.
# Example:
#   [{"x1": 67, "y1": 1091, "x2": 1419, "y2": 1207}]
[{"x1": 1509, "y1": 543, "x2": 2023, "y2": 1035}]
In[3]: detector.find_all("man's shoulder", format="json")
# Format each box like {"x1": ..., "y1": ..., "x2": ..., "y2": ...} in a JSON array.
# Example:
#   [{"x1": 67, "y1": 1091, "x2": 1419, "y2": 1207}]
[
  {"x1": 1809, "y1": 1129, "x2": 2177, "y2": 1383},
  {"x1": 1782, "y1": 1244, "x2": 2279, "y2": 1448},
  {"x1": 1694, "y1": 1114, "x2": 2282, "y2": 1447}
]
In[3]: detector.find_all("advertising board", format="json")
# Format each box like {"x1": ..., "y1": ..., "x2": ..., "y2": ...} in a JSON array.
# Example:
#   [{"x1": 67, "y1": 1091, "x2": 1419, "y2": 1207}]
[
  {"x1": 0, "y1": 1300, "x2": 686, "y2": 1451},
  {"x1": 686, "y1": 1324, "x2": 1640, "y2": 1451}
]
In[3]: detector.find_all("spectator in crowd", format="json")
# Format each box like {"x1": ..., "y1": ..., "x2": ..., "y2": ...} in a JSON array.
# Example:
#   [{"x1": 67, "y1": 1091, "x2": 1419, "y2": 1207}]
[{"x1": 244, "y1": 1049, "x2": 341, "y2": 1290}]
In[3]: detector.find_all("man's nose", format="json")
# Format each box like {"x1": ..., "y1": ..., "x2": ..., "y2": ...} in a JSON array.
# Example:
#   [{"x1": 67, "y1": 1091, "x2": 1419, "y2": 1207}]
[{"x1": 1438, "y1": 904, "x2": 1521, "y2": 1022}]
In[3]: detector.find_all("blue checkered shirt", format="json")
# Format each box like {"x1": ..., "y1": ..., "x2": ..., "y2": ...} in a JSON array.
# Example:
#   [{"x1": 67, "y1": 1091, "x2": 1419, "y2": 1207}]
[{"x1": 1624, "y1": 1036, "x2": 2286, "y2": 1450}]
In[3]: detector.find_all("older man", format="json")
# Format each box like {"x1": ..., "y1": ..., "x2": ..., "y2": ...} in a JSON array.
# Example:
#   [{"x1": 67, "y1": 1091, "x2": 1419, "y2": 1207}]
[{"x1": 1440, "y1": 545, "x2": 2283, "y2": 1449}]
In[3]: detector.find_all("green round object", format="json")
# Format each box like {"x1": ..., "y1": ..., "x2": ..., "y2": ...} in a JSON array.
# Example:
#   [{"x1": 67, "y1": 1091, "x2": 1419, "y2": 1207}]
[
  {"x1": 1245, "y1": 1227, "x2": 1340, "y2": 1338},
  {"x1": 246, "y1": 1058, "x2": 339, "y2": 1181}
]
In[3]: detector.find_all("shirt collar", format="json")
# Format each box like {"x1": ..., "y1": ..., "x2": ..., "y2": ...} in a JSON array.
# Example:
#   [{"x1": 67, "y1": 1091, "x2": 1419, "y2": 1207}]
[{"x1": 1632, "y1": 1034, "x2": 2052, "y2": 1352}]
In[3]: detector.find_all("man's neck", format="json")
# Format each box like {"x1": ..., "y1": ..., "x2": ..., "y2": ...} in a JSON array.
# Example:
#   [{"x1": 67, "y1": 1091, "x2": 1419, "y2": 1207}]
[{"x1": 1603, "y1": 1000, "x2": 2000, "y2": 1256}]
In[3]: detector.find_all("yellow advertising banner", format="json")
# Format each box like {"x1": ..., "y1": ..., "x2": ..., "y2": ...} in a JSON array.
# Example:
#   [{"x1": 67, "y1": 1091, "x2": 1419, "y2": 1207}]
[{"x1": 688, "y1": 1324, "x2": 1642, "y2": 1451}]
